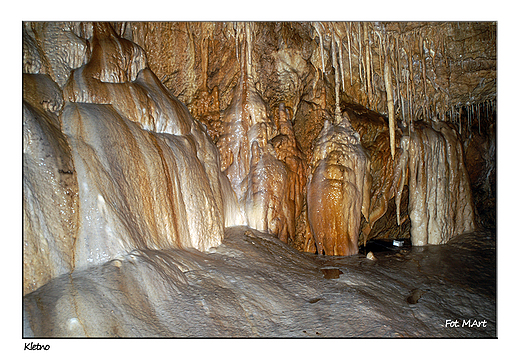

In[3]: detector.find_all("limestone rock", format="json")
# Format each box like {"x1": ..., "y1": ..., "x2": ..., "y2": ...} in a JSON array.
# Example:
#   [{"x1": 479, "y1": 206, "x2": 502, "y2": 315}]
[
  {"x1": 23, "y1": 22, "x2": 90, "y2": 87},
  {"x1": 307, "y1": 115, "x2": 370, "y2": 256},
  {"x1": 217, "y1": 75, "x2": 305, "y2": 243},
  {"x1": 403, "y1": 121, "x2": 476, "y2": 245},
  {"x1": 22, "y1": 22, "x2": 238, "y2": 293},
  {"x1": 366, "y1": 251, "x2": 376, "y2": 261},
  {"x1": 23, "y1": 75, "x2": 78, "y2": 295}
]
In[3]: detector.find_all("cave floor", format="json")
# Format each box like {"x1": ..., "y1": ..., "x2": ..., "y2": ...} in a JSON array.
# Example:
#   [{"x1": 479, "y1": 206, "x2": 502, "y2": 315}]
[{"x1": 24, "y1": 227, "x2": 496, "y2": 338}]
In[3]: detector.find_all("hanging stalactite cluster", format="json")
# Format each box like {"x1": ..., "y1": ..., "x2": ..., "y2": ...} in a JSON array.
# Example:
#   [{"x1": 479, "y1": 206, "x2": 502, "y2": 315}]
[{"x1": 307, "y1": 21, "x2": 495, "y2": 159}]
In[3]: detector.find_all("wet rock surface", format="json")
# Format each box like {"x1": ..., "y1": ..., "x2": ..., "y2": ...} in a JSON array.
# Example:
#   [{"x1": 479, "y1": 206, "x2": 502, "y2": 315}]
[
  {"x1": 24, "y1": 228, "x2": 495, "y2": 338},
  {"x1": 21, "y1": 21, "x2": 497, "y2": 339}
]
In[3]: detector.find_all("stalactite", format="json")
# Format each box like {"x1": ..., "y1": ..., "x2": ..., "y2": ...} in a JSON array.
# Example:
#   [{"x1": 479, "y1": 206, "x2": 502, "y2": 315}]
[
  {"x1": 245, "y1": 22, "x2": 253, "y2": 79},
  {"x1": 357, "y1": 23, "x2": 364, "y2": 97},
  {"x1": 314, "y1": 22, "x2": 326, "y2": 75},
  {"x1": 477, "y1": 103, "x2": 481, "y2": 135},
  {"x1": 408, "y1": 37, "x2": 415, "y2": 127},
  {"x1": 331, "y1": 30, "x2": 341, "y2": 123},
  {"x1": 458, "y1": 106, "x2": 462, "y2": 135},
  {"x1": 467, "y1": 104, "x2": 470, "y2": 134},
  {"x1": 401, "y1": 94, "x2": 406, "y2": 127},
  {"x1": 347, "y1": 22, "x2": 353, "y2": 86},
  {"x1": 421, "y1": 37, "x2": 428, "y2": 114},
  {"x1": 377, "y1": 30, "x2": 383, "y2": 76},
  {"x1": 395, "y1": 136, "x2": 409, "y2": 226},
  {"x1": 431, "y1": 38, "x2": 436, "y2": 71},
  {"x1": 336, "y1": 32, "x2": 345, "y2": 92},
  {"x1": 364, "y1": 23, "x2": 372, "y2": 108},
  {"x1": 383, "y1": 38, "x2": 396, "y2": 160},
  {"x1": 405, "y1": 48, "x2": 411, "y2": 129},
  {"x1": 234, "y1": 23, "x2": 239, "y2": 62},
  {"x1": 201, "y1": 37, "x2": 209, "y2": 90},
  {"x1": 395, "y1": 36, "x2": 401, "y2": 118}
]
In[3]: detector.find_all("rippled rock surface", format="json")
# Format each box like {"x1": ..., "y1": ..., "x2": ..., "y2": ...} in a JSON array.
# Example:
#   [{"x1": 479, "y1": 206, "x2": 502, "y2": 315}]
[{"x1": 24, "y1": 228, "x2": 495, "y2": 337}]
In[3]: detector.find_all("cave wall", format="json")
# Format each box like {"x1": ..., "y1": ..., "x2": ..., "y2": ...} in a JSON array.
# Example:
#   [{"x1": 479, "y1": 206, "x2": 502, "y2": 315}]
[
  {"x1": 22, "y1": 22, "x2": 240, "y2": 294},
  {"x1": 122, "y1": 21, "x2": 495, "y2": 231},
  {"x1": 23, "y1": 21, "x2": 496, "y2": 269}
]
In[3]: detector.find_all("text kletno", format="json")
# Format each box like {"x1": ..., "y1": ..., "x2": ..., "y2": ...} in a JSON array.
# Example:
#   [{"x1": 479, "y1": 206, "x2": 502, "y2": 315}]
[{"x1": 24, "y1": 342, "x2": 50, "y2": 351}]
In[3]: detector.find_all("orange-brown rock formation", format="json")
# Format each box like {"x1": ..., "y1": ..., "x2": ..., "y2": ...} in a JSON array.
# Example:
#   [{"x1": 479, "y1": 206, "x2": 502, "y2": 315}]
[{"x1": 307, "y1": 115, "x2": 371, "y2": 255}]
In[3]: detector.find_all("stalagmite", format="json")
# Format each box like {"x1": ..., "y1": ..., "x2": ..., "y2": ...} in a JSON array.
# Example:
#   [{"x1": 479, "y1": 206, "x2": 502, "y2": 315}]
[
  {"x1": 217, "y1": 38, "x2": 304, "y2": 243},
  {"x1": 21, "y1": 21, "x2": 497, "y2": 340},
  {"x1": 307, "y1": 115, "x2": 370, "y2": 256},
  {"x1": 24, "y1": 22, "x2": 239, "y2": 291},
  {"x1": 404, "y1": 121, "x2": 476, "y2": 245}
]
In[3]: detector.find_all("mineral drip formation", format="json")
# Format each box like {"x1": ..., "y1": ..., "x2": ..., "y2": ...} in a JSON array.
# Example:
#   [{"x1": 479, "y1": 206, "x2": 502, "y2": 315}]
[
  {"x1": 397, "y1": 121, "x2": 476, "y2": 245},
  {"x1": 22, "y1": 21, "x2": 493, "y2": 299},
  {"x1": 23, "y1": 22, "x2": 238, "y2": 295},
  {"x1": 307, "y1": 115, "x2": 370, "y2": 255},
  {"x1": 21, "y1": 21, "x2": 496, "y2": 339},
  {"x1": 216, "y1": 31, "x2": 306, "y2": 243}
]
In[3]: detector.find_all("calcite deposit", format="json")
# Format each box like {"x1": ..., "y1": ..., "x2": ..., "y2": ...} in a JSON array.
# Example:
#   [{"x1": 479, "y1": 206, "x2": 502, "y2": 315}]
[
  {"x1": 22, "y1": 21, "x2": 496, "y2": 338},
  {"x1": 23, "y1": 22, "x2": 238, "y2": 294},
  {"x1": 307, "y1": 115, "x2": 370, "y2": 255},
  {"x1": 405, "y1": 121, "x2": 476, "y2": 245}
]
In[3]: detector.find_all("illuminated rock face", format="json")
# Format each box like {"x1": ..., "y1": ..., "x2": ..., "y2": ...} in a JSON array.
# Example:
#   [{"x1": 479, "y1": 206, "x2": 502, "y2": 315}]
[
  {"x1": 23, "y1": 22, "x2": 237, "y2": 294},
  {"x1": 23, "y1": 74, "x2": 78, "y2": 295},
  {"x1": 22, "y1": 21, "x2": 494, "y2": 338},
  {"x1": 23, "y1": 21, "x2": 489, "y2": 290},
  {"x1": 217, "y1": 78, "x2": 306, "y2": 243},
  {"x1": 404, "y1": 121, "x2": 476, "y2": 245},
  {"x1": 307, "y1": 116, "x2": 370, "y2": 255},
  {"x1": 347, "y1": 104, "x2": 406, "y2": 244}
]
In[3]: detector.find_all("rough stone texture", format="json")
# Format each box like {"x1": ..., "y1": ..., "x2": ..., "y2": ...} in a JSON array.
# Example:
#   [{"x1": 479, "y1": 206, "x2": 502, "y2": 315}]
[
  {"x1": 23, "y1": 227, "x2": 496, "y2": 338},
  {"x1": 404, "y1": 121, "x2": 476, "y2": 245},
  {"x1": 22, "y1": 22, "x2": 238, "y2": 294},
  {"x1": 216, "y1": 74, "x2": 306, "y2": 243},
  {"x1": 23, "y1": 74, "x2": 78, "y2": 295},
  {"x1": 306, "y1": 116, "x2": 370, "y2": 255},
  {"x1": 22, "y1": 21, "x2": 495, "y2": 338},
  {"x1": 459, "y1": 101, "x2": 496, "y2": 229},
  {"x1": 23, "y1": 22, "x2": 90, "y2": 87},
  {"x1": 123, "y1": 20, "x2": 495, "y2": 237},
  {"x1": 123, "y1": 21, "x2": 495, "y2": 125},
  {"x1": 347, "y1": 103, "x2": 410, "y2": 244}
]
